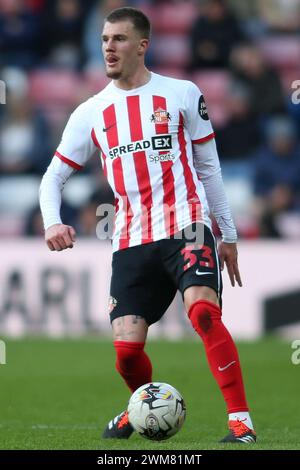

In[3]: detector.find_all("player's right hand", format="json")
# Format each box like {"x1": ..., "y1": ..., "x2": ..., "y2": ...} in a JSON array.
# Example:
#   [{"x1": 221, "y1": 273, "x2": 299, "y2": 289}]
[{"x1": 45, "y1": 224, "x2": 76, "y2": 251}]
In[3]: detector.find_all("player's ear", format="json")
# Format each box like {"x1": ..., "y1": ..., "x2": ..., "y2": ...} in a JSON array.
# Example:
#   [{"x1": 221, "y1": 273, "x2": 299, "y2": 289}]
[{"x1": 138, "y1": 38, "x2": 149, "y2": 55}]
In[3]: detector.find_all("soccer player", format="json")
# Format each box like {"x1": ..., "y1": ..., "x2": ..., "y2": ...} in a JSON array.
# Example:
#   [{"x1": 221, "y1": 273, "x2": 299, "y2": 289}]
[{"x1": 39, "y1": 7, "x2": 256, "y2": 443}]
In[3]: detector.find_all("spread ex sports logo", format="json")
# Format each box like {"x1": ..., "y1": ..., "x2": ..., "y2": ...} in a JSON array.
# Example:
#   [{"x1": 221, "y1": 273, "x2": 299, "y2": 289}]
[
  {"x1": 149, "y1": 152, "x2": 174, "y2": 163},
  {"x1": 108, "y1": 135, "x2": 172, "y2": 159}
]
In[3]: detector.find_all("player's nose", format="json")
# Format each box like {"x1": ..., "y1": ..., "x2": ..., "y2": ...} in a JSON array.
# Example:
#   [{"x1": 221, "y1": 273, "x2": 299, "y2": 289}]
[{"x1": 105, "y1": 38, "x2": 116, "y2": 51}]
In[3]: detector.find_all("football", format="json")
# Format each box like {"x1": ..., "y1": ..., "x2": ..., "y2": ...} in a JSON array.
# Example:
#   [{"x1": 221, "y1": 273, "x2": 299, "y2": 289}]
[{"x1": 127, "y1": 382, "x2": 186, "y2": 441}]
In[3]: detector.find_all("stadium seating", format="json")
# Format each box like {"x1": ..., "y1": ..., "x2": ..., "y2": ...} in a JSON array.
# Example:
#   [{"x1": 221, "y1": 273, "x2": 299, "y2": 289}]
[
  {"x1": 192, "y1": 70, "x2": 231, "y2": 127},
  {"x1": 83, "y1": 68, "x2": 110, "y2": 95},
  {"x1": 152, "y1": 66, "x2": 188, "y2": 80},
  {"x1": 148, "y1": 1, "x2": 197, "y2": 34},
  {"x1": 258, "y1": 35, "x2": 300, "y2": 71},
  {"x1": 192, "y1": 70, "x2": 230, "y2": 101},
  {"x1": 0, "y1": 176, "x2": 41, "y2": 236},
  {"x1": 29, "y1": 69, "x2": 82, "y2": 108},
  {"x1": 151, "y1": 33, "x2": 190, "y2": 68}
]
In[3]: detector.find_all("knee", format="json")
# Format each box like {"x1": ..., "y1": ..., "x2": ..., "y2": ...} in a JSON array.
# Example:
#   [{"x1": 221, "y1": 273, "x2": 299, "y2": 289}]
[
  {"x1": 184, "y1": 286, "x2": 219, "y2": 312},
  {"x1": 188, "y1": 300, "x2": 221, "y2": 337},
  {"x1": 114, "y1": 340, "x2": 145, "y2": 372}
]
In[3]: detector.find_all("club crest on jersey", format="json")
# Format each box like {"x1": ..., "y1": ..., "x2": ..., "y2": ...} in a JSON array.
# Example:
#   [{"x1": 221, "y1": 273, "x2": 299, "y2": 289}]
[{"x1": 150, "y1": 107, "x2": 171, "y2": 124}]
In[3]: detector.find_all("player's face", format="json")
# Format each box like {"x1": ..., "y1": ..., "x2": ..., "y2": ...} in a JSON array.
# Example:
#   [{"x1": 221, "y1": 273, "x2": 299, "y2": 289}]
[{"x1": 102, "y1": 20, "x2": 148, "y2": 80}]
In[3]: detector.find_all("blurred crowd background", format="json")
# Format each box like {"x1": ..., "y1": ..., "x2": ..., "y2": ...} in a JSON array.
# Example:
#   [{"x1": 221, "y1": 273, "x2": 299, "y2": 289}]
[{"x1": 1, "y1": 0, "x2": 300, "y2": 241}]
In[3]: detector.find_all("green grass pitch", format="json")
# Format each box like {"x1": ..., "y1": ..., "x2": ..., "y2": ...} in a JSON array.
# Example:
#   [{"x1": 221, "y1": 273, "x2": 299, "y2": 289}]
[{"x1": 0, "y1": 337, "x2": 299, "y2": 450}]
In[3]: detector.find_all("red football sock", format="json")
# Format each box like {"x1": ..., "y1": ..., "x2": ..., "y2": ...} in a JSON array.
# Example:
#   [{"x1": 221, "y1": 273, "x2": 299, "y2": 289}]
[
  {"x1": 114, "y1": 340, "x2": 152, "y2": 393},
  {"x1": 188, "y1": 300, "x2": 248, "y2": 413}
]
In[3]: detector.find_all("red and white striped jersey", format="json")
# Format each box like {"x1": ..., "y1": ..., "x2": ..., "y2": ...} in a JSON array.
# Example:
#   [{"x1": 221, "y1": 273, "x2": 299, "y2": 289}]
[{"x1": 55, "y1": 72, "x2": 215, "y2": 252}]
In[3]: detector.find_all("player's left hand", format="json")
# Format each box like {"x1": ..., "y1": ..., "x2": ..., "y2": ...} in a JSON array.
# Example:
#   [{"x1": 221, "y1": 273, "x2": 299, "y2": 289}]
[{"x1": 218, "y1": 242, "x2": 242, "y2": 287}]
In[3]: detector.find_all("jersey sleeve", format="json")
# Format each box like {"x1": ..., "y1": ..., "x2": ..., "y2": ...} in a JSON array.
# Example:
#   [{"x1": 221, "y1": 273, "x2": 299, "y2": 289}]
[
  {"x1": 183, "y1": 81, "x2": 215, "y2": 144},
  {"x1": 55, "y1": 100, "x2": 97, "y2": 170}
]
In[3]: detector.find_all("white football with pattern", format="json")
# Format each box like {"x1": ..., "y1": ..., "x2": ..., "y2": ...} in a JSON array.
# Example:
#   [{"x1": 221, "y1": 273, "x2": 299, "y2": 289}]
[{"x1": 128, "y1": 382, "x2": 186, "y2": 441}]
